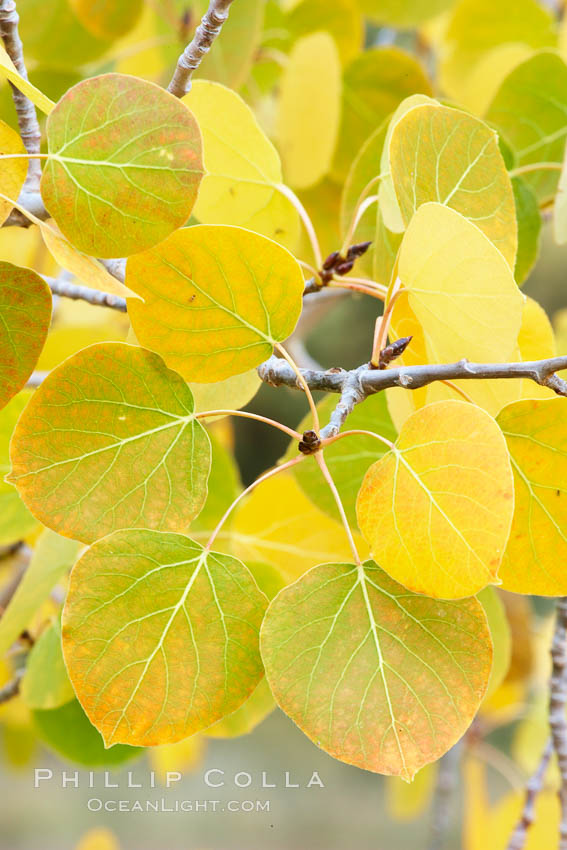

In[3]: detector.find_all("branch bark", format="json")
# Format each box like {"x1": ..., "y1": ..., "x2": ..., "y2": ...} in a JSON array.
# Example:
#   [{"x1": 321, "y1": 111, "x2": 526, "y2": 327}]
[
  {"x1": 167, "y1": 0, "x2": 236, "y2": 98},
  {"x1": 46, "y1": 276, "x2": 127, "y2": 311},
  {"x1": 428, "y1": 743, "x2": 461, "y2": 850},
  {"x1": 258, "y1": 355, "x2": 567, "y2": 436},
  {"x1": 550, "y1": 597, "x2": 567, "y2": 850},
  {"x1": 0, "y1": 668, "x2": 23, "y2": 704},
  {"x1": 506, "y1": 739, "x2": 553, "y2": 850},
  {"x1": 0, "y1": 0, "x2": 41, "y2": 191}
]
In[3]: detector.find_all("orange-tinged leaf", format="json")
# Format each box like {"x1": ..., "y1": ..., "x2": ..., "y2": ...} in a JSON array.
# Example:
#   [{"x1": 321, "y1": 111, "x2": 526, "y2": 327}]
[
  {"x1": 204, "y1": 678, "x2": 275, "y2": 739},
  {"x1": 41, "y1": 73, "x2": 203, "y2": 258},
  {"x1": 0, "y1": 261, "x2": 51, "y2": 410},
  {"x1": 126, "y1": 225, "x2": 303, "y2": 383},
  {"x1": 9, "y1": 342, "x2": 211, "y2": 544},
  {"x1": 388, "y1": 104, "x2": 517, "y2": 267},
  {"x1": 62, "y1": 529, "x2": 268, "y2": 746},
  {"x1": 497, "y1": 398, "x2": 567, "y2": 594},
  {"x1": 356, "y1": 400, "x2": 515, "y2": 599},
  {"x1": 69, "y1": 0, "x2": 143, "y2": 40},
  {"x1": 261, "y1": 560, "x2": 492, "y2": 779},
  {"x1": 0, "y1": 120, "x2": 28, "y2": 225}
]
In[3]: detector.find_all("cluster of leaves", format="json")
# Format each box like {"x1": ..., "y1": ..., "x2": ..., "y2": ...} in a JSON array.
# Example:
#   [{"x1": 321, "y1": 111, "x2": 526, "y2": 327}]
[{"x1": 0, "y1": 1, "x2": 567, "y2": 840}]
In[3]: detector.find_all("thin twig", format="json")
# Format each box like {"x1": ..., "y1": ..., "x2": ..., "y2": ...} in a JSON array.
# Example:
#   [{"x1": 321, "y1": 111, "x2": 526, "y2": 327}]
[
  {"x1": 506, "y1": 739, "x2": 553, "y2": 850},
  {"x1": 428, "y1": 744, "x2": 462, "y2": 850},
  {"x1": 0, "y1": 668, "x2": 23, "y2": 704},
  {"x1": 45, "y1": 276, "x2": 128, "y2": 311},
  {"x1": 549, "y1": 598, "x2": 567, "y2": 849},
  {"x1": 0, "y1": 0, "x2": 41, "y2": 190},
  {"x1": 167, "y1": 0, "x2": 236, "y2": 97}
]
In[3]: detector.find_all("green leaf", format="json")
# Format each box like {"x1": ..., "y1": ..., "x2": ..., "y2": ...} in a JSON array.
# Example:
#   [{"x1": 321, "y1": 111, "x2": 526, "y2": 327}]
[
  {"x1": 261, "y1": 560, "x2": 492, "y2": 779},
  {"x1": 553, "y1": 145, "x2": 567, "y2": 246},
  {"x1": 33, "y1": 699, "x2": 142, "y2": 767},
  {"x1": 41, "y1": 73, "x2": 204, "y2": 258},
  {"x1": 388, "y1": 103, "x2": 517, "y2": 267},
  {"x1": 478, "y1": 588, "x2": 511, "y2": 702},
  {"x1": 17, "y1": 0, "x2": 111, "y2": 70},
  {"x1": 183, "y1": 80, "x2": 299, "y2": 248},
  {"x1": 289, "y1": 392, "x2": 397, "y2": 526},
  {"x1": 513, "y1": 177, "x2": 542, "y2": 283},
  {"x1": 62, "y1": 529, "x2": 268, "y2": 746},
  {"x1": 0, "y1": 261, "x2": 51, "y2": 411},
  {"x1": 360, "y1": 0, "x2": 455, "y2": 27},
  {"x1": 286, "y1": 0, "x2": 362, "y2": 65},
  {"x1": 9, "y1": 342, "x2": 211, "y2": 544},
  {"x1": 0, "y1": 529, "x2": 81, "y2": 657},
  {"x1": 189, "y1": 434, "x2": 240, "y2": 535},
  {"x1": 0, "y1": 392, "x2": 38, "y2": 545},
  {"x1": 195, "y1": 0, "x2": 264, "y2": 89},
  {"x1": 333, "y1": 47, "x2": 432, "y2": 180},
  {"x1": 126, "y1": 225, "x2": 304, "y2": 383},
  {"x1": 21, "y1": 620, "x2": 75, "y2": 710},
  {"x1": 486, "y1": 51, "x2": 567, "y2": 203}
]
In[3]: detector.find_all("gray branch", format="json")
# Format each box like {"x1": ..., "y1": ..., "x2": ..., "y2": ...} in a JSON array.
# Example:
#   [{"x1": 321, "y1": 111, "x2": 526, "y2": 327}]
[
  {"x1": 550, "y1": 598, "x2": 567, "y2": 850},
  {"x1": 45, "y1": 276, "x2": 127, "y2": 311},
  {"x1": 167, "y1": 0, "x2": 236, "y2": 98},
  {"x1": 0, "y1": 668, "x2": 23, "y2": 704},
  {"x1": 506, "y1": 739, "x2": 553, "y2": 850},
  {"x1": 428, "y1": 743, "x2": 461, "y2": 850},
  {"x1": 258, "y1": 355, "x2": 567, "y2": 437},
  {"x1": 0, "y1": 0, "x2": 41, "y2": 191}
]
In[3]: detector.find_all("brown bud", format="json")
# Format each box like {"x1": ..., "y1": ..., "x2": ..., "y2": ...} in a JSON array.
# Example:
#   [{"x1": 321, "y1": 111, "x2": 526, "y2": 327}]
[
  {"x1": 378, "y1": 335, "x2": 413, "y2": 369},
  {"x1": 334, "y1": 259, "x2": 355, "y2": 276},
  {"x1": 322, "y1": 250, "x2": 341, "y2": 271},
  {"x1": 346, "y1": 241, "x2": 372, "y2": 260}
]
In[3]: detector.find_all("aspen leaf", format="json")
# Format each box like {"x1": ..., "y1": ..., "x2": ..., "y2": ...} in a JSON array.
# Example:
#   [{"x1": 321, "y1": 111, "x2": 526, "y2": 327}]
[
  {"x1": 440, "y1": 0, "x2": 556, "y2": 103},
  {"x1": 232, "y1": 473, "x2": 368, "y2": 581},
  {"x1": 21, "y1": 620, "x2": 75, "y2": 710},
  {"x1": 194, "y1": 0, "x2": 263, "y2": 89},
  {"x1": 516, "y1": 296, "x2": 556, "y2": 401},
  {"x1": 41, "y1": 74, "x2": 204, "y2": 258},
  {"x1": 276, "y1": 32, "x2": 341, "y2": 190},
  {"x1": 553, "y1": 144, "x2": 567, "y2": 246},
  {"x1": 9, "y1": 343, "x2": 211, "y2": 544},
  {"x1": 190, "y1": 370, "x2": 261, "y2": 418},
  {"x1": 388, "y1": 104, "x2": 517, "y2": 267},
  {"x1": 205, "y1": 678, "x2": 275, "y2": 739},
  {"x1": 386, "y1": 764, "x2": 437, "y2": 822},
  {"x1": 0, "y1": 392, "x2": 37, "y2": 545},
  {"x1": 62, "y1": 529, "x2": 268, "y2": 747},
  {"x1": 0, "y1": 530, "x2": 81, "y2": 657},
  {"x1": 69, "y1": 0, "x2": 143, "y2": 40},
  {"x1": 396, "y1": 203, "x2": 524, "y2": 369},
  {"x1": 17, "y1": 0, "x2": 110, "y2": 70},
  {"x1": 261, "y1": 560, "x2": 492, "y2": 779},
  {"x1": 150, "y1": 735, "x2": 205, "y2": 782},
  {"x1": 478, "y1": 588, "x2": 511, "y2": 701},
  {"x1": 33, "y1": 699, "x2": 142, "y2": 766},
  {"x1": 182, "y1": 81, "x2": 299, "y2": 248},
  {"x1": 514, "y1": 177, "x2": 542, "y2": 283},
  {"x1": 0, "y1": 45, "x2": 55, "y2": 114},
  {"x1": 290, "y1": 392, "x2": 397, "y2": 526},
  {"x1": 360, "y1": 0, "x2": 454, "y2": 27},
  {"x1": 0, "y1": 261, "x2": 51, "y2": 411},
  {"x1": 457, "y1": 43, "x2": 534, "y2": 116},
  {"x1": 286, "y1": 0, "x2": 362, "y2": 65},
  {"x1": 333, "y1": 47, "x2": 432, "y2": 180},
  {"x1": 486, "y1": 51, "x2": 567, "y2": 203},
  {"x1": 39, "y1": 220, "x2": 134, "y2": 299},
  {"x1": 357, "y1": 400, "x2": 515, "y2": 599},
  {"x1": 188, "y1": 434, "x2": 240, "y2": 536},
  {"x1": 497, "y1": 398, "x2": 567, "y2": 595},
  {"x1": 126, "y1": 225, "x2": 304, "y2": 383},
  {"x1": 0, "y1": 121, "x2": 28, "y2": 225}
]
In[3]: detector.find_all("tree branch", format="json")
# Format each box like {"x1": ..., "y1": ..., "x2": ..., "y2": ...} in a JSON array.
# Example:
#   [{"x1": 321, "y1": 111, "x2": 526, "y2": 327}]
[
  {"x1": 506, "y1": 739, "x2": 553, "y2": 850},
  {"x1": 428, "y1": 743, "x2": 461, "y2": 850},
  {"x1": 46, "y1": 276, "x2": 127, "y2": 311},
  {"x1": 0, "y1": 0, "x2": 41, "y2": 191},
  {"x1": 0, "y1": 668, "x2": 23, "y2": 704},
  {"x1": 550, "y1": 597, "x2": 567, "y2": 850},
  {"x1": 258, "y1": 355, "x2": 567, "y2": 437},
  {"x1": 167, "y1": 0, "x2": 236, "y2": 98}
]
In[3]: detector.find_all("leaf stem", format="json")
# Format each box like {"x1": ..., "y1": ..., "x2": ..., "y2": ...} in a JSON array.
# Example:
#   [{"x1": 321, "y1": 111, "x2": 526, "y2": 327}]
[
  {"x1": 274, "y1": 342, "x2": 320, "y2": 433},
  {"x1": 370, "y1": 276, "x2": 403, "y2": 366},
  {"x1": 328, "y1": 279, "x2": 386, "y2": 300},
  {"x1": 341, "y1": 173, "x2": 386, "y2": 254},
  {"x1": 194, "y1": 409, "x2": 302, "y2": 440},
  {"x1": 439, "y1": 380, "x2": 475, "y2": 404},
  {"x1": 315, "y1": 451, "x2": 361, "y2": 565},
  {"x1": 275, "y1": 182, "x2": 322, "y2": 269},
  {"x1": 509, "y1": 162, "x2": 564, "y2": 178},
  {"x1": 204, "y1": 454, "x2": 306, "y2": 552}
]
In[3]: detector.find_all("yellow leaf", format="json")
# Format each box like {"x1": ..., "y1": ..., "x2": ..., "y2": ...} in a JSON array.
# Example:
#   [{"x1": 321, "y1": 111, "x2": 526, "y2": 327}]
[
  {"x1": 478, "y1": 588, "x2": 511, "y2": 702},
  {"x1": 150, "y1": 735, "x2": 206, "y2": 781},
  {"x1": 386, "y1": 763, "x2": 437, "y2": 821},
  {"x1": 357, "y1": 400, "x2": 515, "y2": 599},
  {"x1": 183, "y1": 80, "x2": 299, "y2": 248},
  {"x1": 0, "y1": 44, "x2": 55, "y2": 114},
  {"x1": 361, "y1": 0, "x2": 455, "y2": 28},
  {"x1": 190, "y1": 370, "x2": 261, "y2": 417},
  {"x1": 62, "y1": 529, "x2": 268, "y2": 746},
  {"x1": 261, "y1": 560, "x2": 492, "y2": 779},
  {"x1": 276, "y1": 32, "x2": 341, "y2": 189},
  {"x1": 205, "y1": 678, "x2": 275, "y2": 739},
  {"x1": 459, "y1": 43, "x2": 534, "y2": 116},
  {"x1": 232, "y1": 473, "x2": 368, "y2": 582},
  {"x1": 394, "y1": 203, "x2": 524, "y2": 415},
  {"x1": 388, "y1": 104, "x2": 517, "y2": 267},
  {"x1": 75, "y1": 828, "x2": 121, "y2": 850},
  {"x1": 497, "y1": 398, "x2": 567, "y2": 595},
  {"x1": 0, "y1": 120, "x2": 27, "y2": 226},
  {"x1": 517, "y1": 296, "x2": 556, "y2": 400},
  {"x1": 439, "y1": 0, "x2": 556, "y2": 104},
  {"x1": 126, "y1": 225, "x2": 304, "y2": 383},
  {"x1": 69, "y1": 0, "x2": 142, "y2": 40},
  {"x1": 0, "y1": 392, "x2": 38, "y2": 545},
  {"x1": 286, "y1": 0, "x2": 362, "y2": 65}
]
